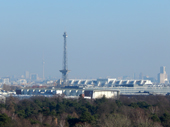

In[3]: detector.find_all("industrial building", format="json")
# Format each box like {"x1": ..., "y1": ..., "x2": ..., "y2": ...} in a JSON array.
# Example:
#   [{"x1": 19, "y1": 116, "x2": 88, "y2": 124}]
[
  {"x1": 15, "y1": 78, "x2": 152, "y2": 97},
  {"x1": 15, "y1": 83, "x2": 120, "y2": 99},
  {"x1": 68, "y1": 78, "x2": 152, "y2": 87},
  {"x1": 84, "y1": 90, "x2": 119, "y2": 99},
  {"x1": 15, "y1": 77, "x2": 170, "y2": 97}
]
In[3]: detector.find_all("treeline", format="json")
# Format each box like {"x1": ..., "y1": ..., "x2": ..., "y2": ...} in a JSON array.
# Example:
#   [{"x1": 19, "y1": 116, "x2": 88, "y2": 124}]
[
  {"x1": 2, "y1": 84, "x2": 21, "y2": 91},
  {"x1": 1, "y1": 95, "x2": 170, "y2": 127}
]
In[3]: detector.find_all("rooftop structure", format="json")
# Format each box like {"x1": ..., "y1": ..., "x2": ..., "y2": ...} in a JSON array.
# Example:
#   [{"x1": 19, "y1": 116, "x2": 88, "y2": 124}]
[
  {"x1": 15, "y1": 77, "x2": 170, "y2": 96},
  {"x1": 67, "y1": 78, "x2": 152, "y2": 87}
]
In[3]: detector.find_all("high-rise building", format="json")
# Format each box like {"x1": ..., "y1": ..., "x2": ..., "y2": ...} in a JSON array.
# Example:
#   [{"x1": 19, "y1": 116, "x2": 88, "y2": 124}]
[
  {"x1": 2, "y1": 77, "x2": 10, "y2": 84},
  {"x1": 133, "y1": 73, "x2": 136, "y2": 80},
  {"x1": 160, "y1": 66, "x2": 166, "y2": 73},
  {"x1": 158, "y1": 66, "x2": 168, "y2": 84},
  {"x1": 139, "y1": 72, "x2": 143, "y2": 80},
  {"x1": 31, "y1": 74, "x2": 38, "y2": 81},
  {"x1": 25, "y1": 71, "x2": 29, "y2": 79}
]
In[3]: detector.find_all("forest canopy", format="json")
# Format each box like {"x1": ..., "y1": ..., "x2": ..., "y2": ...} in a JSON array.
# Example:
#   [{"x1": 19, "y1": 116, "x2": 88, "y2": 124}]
[{"x1": 0, "y1": 95, "x2": 170, "y2": 127}]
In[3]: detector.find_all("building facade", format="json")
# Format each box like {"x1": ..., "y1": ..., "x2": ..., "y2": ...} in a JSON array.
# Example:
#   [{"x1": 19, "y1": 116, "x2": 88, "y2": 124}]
[{"x1": 158, "y1": 66, "x2": 168, "y2": 84}]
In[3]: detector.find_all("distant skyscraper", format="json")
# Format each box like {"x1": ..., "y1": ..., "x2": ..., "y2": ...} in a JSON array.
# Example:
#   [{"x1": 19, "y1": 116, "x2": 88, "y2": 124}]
[
  {"x1": 2, "y1": 77, "x2": 10, "y2": 84},
  {"x1": 160, "y1": 66, "x2": 166, "y2": 73},
  {"x1": 158, "y1": 66, "x2": 168, "y2": 84},
  {"x1": 133, "y1": 73, "x2": 136, "y2": 80},
  {"x1": 31, "y1": 74, "x2": 38, "y2": 81},
  {"x1": 25, "y1": 71, "x2": 29, "y2": 79},
  {"x1": 139, "y1": 72, "x2": 143, "y2": 80}
]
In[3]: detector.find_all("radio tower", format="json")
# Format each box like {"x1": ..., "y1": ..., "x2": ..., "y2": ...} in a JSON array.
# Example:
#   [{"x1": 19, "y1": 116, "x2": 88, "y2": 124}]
[
  {"x1": 60, "y1": 32, "x2": 70, "y2": 86},
  {"x1": 42, "y1": 57, "x2": 45, "y2": 80}
]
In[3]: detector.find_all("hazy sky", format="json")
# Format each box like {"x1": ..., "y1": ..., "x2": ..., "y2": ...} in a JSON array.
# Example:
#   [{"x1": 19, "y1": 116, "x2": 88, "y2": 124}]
[{"x1": 0, "y1": 1, "x2": 170, "y2": 79}]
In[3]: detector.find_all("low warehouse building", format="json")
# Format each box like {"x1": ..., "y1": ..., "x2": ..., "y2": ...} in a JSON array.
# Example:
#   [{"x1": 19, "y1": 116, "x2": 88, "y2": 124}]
[{"x1": 84, "y1": 90, "x2": 119, "y2": 99}]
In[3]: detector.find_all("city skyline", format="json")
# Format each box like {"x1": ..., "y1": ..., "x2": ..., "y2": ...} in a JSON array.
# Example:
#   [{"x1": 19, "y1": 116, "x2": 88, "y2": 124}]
[
  {"x1": 0, "y1": 67, "x2": 168, "y2": 81},
  {"x1": 0, "y1": 1, "x2": 170, "y2": 79}
]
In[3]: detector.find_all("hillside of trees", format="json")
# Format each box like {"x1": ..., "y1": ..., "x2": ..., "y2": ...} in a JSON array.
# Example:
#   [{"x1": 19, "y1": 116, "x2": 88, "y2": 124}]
[{"x1": 1, "y1": 95, "x2": 170, "y2": 127}]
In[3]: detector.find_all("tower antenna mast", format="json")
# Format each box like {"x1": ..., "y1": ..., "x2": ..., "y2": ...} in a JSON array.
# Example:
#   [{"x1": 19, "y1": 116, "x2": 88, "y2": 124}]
[
  {"x1": 60, "y1": 32, "x2": 70, "y2": 86},
  {"x1": 42, "y1": 55, "x2": 45, "y2": 80}
]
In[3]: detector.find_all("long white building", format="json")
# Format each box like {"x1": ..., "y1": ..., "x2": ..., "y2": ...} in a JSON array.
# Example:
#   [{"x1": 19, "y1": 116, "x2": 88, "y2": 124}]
[
  {"x1": 68, "y1": 78, "x2": 152, "y2": 87},
  {"x1": 15, "y1": 78, "x2": 170, "y2": 97}
]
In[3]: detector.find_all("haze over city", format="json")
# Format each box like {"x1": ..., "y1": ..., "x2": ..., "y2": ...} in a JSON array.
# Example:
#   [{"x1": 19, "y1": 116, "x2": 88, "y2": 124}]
[
  {"x1": 1, "y1": 2, "x2": 170, "y2": 126},
  {"x1": 0, "y1": 1, "x2": 170, "y2": 79}
]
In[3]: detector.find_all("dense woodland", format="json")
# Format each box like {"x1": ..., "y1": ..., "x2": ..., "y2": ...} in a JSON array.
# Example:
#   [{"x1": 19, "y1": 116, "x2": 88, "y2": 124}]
[{"x1": 1, "y1": 95, "x2": 170, "y2": 127}]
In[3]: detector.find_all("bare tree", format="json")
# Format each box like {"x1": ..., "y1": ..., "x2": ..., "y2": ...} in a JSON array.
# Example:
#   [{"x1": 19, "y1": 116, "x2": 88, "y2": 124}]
[
  {"x1": 3, "y1": 84, "x2": 11, "y2": 91},
  {"x1": 97, "y1": 114, "x2": 131, "y2": 127},
  {"x1": 59, "y1": 113, "x2": 68, "y2": 127}
]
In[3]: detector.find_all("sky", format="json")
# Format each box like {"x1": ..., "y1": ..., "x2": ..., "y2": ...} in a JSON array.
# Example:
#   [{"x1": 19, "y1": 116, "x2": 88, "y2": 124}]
[{"x1": 0, "y1": 1, "x2": 170, "y2": 79}]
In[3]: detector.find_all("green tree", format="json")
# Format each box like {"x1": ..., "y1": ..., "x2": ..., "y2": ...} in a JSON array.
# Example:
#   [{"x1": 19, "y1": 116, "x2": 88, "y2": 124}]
[
  {"x1": 151, "y1": 114, "x2": 160, "y2": 122},
  {"x1": 160, "y1": 113, "x2": 170, "y2": 126},
  {"x1": 16, "y1": 110, "x2": 26, "y2": 118},
  {"x1": 79, "y1": 110, "x2": 95, "y2": 123},
  {"x1": 129, "y1": 103, "x2": 139, "y2": 108},
  {"x1": 116, "y1": 100, "x2": 123, "y2": 107},
  {"x1": 137, "y1": 101, "x2": 151, "y2": 109},
  {"x1": 0, "y1": 113, "x2": 10, "y2": 126}
]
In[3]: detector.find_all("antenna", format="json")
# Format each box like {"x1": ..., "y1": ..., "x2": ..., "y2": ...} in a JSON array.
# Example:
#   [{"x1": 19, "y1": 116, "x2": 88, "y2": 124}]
[
  {"x1": 42, "y1": 53, "x2": 45, "y2": 80},
  {"x1": 60, "y1": 32, "x2": 70, "y2": 86}
]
